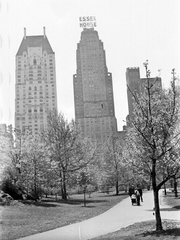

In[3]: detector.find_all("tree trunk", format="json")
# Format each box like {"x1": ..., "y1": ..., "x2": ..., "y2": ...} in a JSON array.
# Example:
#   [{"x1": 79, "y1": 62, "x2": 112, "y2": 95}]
[
  {"x1": 153, "y1": 188, "x2": 162, "y2": 231},
  {"x1": 34, "y1": 158, "x2": 37, "y2": 202},
  {"x1": 164, "y1": 183, "x2": 166, "y2": 195},
  {"x1": 174, "y1": 177, "x2": 178, "y2": 198},
  {"x1": 151, "y1": 162, "x2": 163, "y2": 231},
  {"x1": 63, "y1": 181, "x2": 67, "y2": 200},
  {"x1": 59, "y1": 170, "x2": 65, "y2": 200},
  {"x1": 61, "y1": 187, "x2": 64, "y2": 199},
  {"x1": 83, "y1": 187, "x2": 86, "y2": 207},
  {"x1": 115, "y1": 180, "x2": 119, "y2": 195},
  {"x1": 61, "y1": 171, "x2": 67, "y2": 200}
]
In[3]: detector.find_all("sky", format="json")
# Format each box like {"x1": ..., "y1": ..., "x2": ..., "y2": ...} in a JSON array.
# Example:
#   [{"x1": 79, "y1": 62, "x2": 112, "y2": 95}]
[{"x1": 0, "y1": 0, "x2": 180, "y2": 131}]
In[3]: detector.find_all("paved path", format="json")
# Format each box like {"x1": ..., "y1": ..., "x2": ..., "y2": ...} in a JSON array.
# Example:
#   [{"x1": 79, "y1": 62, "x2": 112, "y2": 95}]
[{"x1": 18, "y1": 190, "x2": 180, "y2": 240}]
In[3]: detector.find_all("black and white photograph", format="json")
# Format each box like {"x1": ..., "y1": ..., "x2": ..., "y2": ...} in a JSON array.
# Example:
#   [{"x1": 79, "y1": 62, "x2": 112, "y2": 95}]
[{"x1": 0, "y1": 0, "x2": 180, "y2": 239}]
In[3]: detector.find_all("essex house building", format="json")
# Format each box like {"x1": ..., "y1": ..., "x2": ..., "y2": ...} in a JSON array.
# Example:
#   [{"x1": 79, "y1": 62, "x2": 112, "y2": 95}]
[
  {"x1": 15, "y1": 28, "x2": 57, "y2": 135},
  {"x1": 73, "y1": 27, "x2": 117, "y2": 143}
]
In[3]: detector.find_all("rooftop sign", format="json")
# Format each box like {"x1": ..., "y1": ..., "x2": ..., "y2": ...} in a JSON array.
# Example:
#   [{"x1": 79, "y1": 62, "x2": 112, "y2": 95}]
[{"x1": 79, "y1": 16, "x2": 97, "y2": 28}]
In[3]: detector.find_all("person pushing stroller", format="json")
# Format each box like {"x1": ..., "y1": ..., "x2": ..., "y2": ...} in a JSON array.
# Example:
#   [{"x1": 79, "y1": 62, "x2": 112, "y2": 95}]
[
  {"x1": 129, "y1": 187, "x2": 141, "y2": 206},
  {"x1": 134, "y1": 189, "x2": 140, "y2": 206}
]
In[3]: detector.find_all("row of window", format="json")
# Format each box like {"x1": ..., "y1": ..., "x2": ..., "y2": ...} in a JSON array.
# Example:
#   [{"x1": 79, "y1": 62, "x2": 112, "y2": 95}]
[{"x1": 18, "y1": 72, "x2": 53, "y2": 78}]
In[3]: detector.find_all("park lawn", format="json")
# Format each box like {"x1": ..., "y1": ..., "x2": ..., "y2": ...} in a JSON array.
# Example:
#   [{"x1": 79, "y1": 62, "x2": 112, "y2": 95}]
[
  {"x1": 0, "y1": 191, "x2": 128, "y2": 240},
  {"x1": 162, "y1": 190, "x2": 180, "y2": 209},
  {"x1": 1, "y1": 190, "x2": 180, "y2": 240},
  {"x1": 92, "y1": 220, "x2": 180, "y2": 240}
]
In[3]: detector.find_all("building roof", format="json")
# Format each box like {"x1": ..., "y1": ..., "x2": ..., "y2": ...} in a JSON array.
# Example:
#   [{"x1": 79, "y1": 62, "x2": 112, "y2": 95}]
[{"x1": 16, "y1": 35, "x2": 54, "y2": 56}]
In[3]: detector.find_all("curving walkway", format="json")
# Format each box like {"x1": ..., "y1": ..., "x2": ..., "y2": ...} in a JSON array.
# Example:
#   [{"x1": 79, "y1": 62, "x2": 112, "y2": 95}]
[{"x1": 17, "y1": 190, "x2": 180, "y2": 240}]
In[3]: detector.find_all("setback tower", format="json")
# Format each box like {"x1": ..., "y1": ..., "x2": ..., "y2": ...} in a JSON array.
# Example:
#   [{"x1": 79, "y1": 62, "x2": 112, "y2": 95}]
[
  {"x1": 73, "y1": 27, "x2": 117, "y2": 143},
  {"x1": 15, "y1": 27, "x2": 57, "y2": 135}
]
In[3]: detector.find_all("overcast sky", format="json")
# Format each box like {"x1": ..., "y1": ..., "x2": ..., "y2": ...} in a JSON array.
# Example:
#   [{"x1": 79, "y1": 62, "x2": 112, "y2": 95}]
[{"x1": 0, "y1": 0, "x2": 180, "y2": 131}]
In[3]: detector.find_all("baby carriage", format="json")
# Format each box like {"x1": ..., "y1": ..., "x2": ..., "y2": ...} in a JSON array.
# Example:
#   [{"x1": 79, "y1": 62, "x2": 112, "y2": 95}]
[{"x1": 131, "y1": 194, "x2": 137, "y2": 205}]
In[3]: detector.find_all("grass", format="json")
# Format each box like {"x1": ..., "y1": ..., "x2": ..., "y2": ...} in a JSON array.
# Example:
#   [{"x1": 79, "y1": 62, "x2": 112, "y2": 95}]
[
  {"x1": 0, "y1": 191, "x2": 128, "y2": 240},
  {"x1": 1, "y1": 189, "x2": 180, "y2": 240},
  {"x1": 162, "y1": 190, "x2": 180, "y2": 209},
  {"x1": 91, "y1": 220, "x2": 180, "y2": 240}
]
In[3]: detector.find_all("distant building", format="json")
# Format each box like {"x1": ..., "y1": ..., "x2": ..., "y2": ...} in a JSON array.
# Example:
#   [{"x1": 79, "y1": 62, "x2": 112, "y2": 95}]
[
  {"x1": 0, "y1": 123, "x2": 6, "y2": 133},
  {"x1": 0, "y1": 123, "x2": 13, "y2": 141},
  {"x1": 126, "y1": 68, "x2": 141, "y2": 122},
  {"x1": 126, "y1": 67, "x2": 162, "y2": 126},
  {"x1": 73, "y1": 28, "x2": 117, "y2": 143},
  {"x1": 15, "y1": 27, "x2": 57, "y2": 135}
]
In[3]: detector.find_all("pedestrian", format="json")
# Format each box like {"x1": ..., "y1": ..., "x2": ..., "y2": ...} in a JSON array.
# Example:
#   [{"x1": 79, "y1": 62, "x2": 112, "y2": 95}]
[
  {"x1": 135, "y1": 189, "x2": 140, "y2": 206},
  {"x1": 128, "y1": 186, "x2": 134, "y2": 198},
  {"x1": 138, "y1": 187, "x2": 143, "y2": 202}
]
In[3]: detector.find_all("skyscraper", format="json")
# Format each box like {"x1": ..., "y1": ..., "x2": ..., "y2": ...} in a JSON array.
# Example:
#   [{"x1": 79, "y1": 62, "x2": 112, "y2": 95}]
[
  {"x1": 73, "y1": 28, "x2": 117, "y2": 143},
  {"x1": 126, "y1": 67, "x2": 141, "y2": 122},
  {"x1": 15, "y1": 28, "x2": 57, "y2": 135},
  {"x1": 126, "y1": 67, "x2": 162, "y2": 125}
]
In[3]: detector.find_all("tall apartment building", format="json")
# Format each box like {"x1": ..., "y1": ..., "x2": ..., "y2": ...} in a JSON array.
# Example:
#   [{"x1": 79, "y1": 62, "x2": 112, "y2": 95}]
[
  {"x1": 73, "y1": 28, "x2": 117, "y2": 143},
  {"x1": 15, "y1": 28, "x2": 57, "y2": 135},
  {"x1": 126, "y1": 67, "x2": 162, "y2": 124}
]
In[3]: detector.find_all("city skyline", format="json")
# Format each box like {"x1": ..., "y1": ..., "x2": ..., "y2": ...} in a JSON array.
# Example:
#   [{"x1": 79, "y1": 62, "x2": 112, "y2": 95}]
[{"x1": 0, "y1": 0, "x2": 180, "y2": 131}]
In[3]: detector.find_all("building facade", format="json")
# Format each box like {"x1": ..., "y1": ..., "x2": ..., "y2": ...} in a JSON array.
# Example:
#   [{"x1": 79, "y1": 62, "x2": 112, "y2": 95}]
[
  {"x1": 15, "y1": 28, "x2": 57, "y2": 135},
  {"x1": 126, "y1": 67, "x2": 162, "y2": 125},
  {"x1": 73, "y1": 28, "x2": 117, "y2": 143}
]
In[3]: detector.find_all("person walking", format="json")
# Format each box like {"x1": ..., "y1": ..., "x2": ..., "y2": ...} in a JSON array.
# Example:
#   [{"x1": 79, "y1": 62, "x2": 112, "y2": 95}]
[
  {"x1": 138, "y1": 187, "x2": 143, "y2": 202},
  {"x1": 128, "y1": 186, "x2": 134, "y2": 197},
  {"x1": 135, "y1": 189, "x2": 140, "y2": 206}
]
